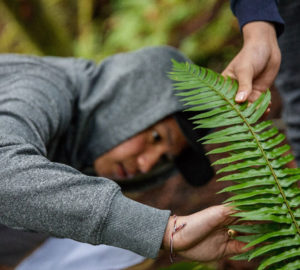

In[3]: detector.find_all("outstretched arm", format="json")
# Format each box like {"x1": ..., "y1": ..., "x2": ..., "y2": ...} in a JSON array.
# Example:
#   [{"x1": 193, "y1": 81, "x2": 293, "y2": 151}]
[{"x1": 0, "y1": 55, "x2": 169, "y2": 259}]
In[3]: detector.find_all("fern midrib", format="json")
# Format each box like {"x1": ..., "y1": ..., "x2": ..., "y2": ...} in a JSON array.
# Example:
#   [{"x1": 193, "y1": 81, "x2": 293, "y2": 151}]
[
  {"x1": 236, "y1": 107, "x2": 300, "y2": 236},
  {"x1": 196, "y1": 72, "x2": 300, "y2": 235}
]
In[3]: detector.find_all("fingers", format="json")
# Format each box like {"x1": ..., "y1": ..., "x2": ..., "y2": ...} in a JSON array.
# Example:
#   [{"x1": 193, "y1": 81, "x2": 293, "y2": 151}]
[
  {"x1": 219, "y1": 203, "x2": 239, "y2": 218},
  {"x1": 222, "y1": 21, "x2": 280, "y2": 106},
  {"x1": 247, "y1": 89, "x2": 262, "y2": 103},
  {"x1": 222, "y1": 57, "x2": 255, "y2": 104},
  {"x1": 224, "y1": 239, "x2": 248, "y2": 257},
  {"x1": 200, "y1": 204, "x2": 237, "y2": 227},
  {"x1": 234, "y1": 66, "x2": 254, "y2": 103}
]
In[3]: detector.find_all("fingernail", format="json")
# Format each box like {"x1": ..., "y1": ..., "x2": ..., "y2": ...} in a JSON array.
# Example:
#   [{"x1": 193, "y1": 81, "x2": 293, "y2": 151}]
[{"x1": 236, "y1": 92, "x2": 245, "y2": 101}]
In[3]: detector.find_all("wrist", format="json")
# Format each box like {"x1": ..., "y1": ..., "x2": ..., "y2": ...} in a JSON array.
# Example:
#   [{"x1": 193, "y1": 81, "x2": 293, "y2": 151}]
[
  {"x1": 162, "y1": 216, "x2": 173, "y2": 250},
  {"x1": 242, "y1": 21, "x2": 277, "y2": 44},
  {"x1": 162, "y1": 215, "x2": 187, "y2": 262}
]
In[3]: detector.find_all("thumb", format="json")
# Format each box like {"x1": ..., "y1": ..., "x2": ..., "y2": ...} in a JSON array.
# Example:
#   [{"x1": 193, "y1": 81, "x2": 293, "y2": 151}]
[{"x1": 235, "y1": 68, "x2": 254, "y2": 103}]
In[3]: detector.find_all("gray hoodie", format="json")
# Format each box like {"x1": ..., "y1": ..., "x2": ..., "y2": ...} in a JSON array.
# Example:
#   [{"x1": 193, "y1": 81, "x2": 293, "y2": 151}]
[{"x1": 0, "y1": 46, "x2": 189, "y2": 260}]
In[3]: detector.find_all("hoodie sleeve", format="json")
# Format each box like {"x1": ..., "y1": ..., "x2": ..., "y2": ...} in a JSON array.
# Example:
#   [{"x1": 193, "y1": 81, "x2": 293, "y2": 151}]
[
  {"x1": 0, "y1": 56, "x2": 170, "y2": 258},
  {"x1": 230, "y1": 0, "x2": 284, "y2": 36}
]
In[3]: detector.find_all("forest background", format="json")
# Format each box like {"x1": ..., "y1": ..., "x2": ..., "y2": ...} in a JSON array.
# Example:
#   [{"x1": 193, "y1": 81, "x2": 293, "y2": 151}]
[{"x1": 0, "y1": 0, "x2": 241, "y2": 72}]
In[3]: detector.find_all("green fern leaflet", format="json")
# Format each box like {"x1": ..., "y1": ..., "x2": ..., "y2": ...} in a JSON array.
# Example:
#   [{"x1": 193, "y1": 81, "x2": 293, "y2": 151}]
[{"x1": 169, "y1": 60, "x2": 300, "y2": 270}]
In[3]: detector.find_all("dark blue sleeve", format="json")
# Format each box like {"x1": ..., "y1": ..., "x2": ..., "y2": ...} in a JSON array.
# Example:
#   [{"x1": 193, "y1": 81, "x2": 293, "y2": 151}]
[{"x1": 230, "y1": 0, "x2": 284, "y2": 36}]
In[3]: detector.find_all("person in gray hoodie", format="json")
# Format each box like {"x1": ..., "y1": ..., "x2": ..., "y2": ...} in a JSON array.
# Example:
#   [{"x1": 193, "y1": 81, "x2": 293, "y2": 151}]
[{"x1": 0, "y1": 46, "x2": 244, "y2": 266}]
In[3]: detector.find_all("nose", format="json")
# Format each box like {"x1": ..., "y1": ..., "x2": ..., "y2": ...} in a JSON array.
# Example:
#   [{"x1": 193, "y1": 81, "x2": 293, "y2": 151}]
[{"x1": 137, "y1": 148, "x2": 165, "y2": 173}]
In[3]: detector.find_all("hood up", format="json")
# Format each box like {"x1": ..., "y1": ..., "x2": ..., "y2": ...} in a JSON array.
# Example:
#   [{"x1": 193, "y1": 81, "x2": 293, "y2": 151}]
[
  {"x1": 68, "y1": 46, "x2": 190, "y2": 168},
  {"x1": 47, "y1": 46, "x2": 213, "y2": 186}
]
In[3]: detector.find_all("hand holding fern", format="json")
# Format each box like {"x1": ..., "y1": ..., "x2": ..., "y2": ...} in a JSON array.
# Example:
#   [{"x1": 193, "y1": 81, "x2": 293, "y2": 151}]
[
  {"x1": 162, "y1": 205, "x2": 246, "y2": 262},
  {"x1": 222, "y1": 21, "x2": 281, "y2": 105}
]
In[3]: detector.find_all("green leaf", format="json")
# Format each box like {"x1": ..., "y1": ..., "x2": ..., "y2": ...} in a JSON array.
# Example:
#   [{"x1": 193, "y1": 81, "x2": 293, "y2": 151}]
[
  {"x1": 190, "y1": 105, "x2": 232, "y2": 119},
  {"x1": 225, "y1": 188, "x2": 279, "y2": 202},
  {"x1": 201, "y1": 124, "x2": 248, "y2": 140},
  {"x1": 207, "y1": 141, "x2": 257, "y2": 154},
  {"x1": 213, "y1": 149, "x2": 261, "y2": 165},
  {"x1": 203, "y1": 133, "x2": 253, "y2": 144},
  {"x1": 230, "y1": 248, "x2": 258, "y2": 261},
  {"x1": 290, "y1": 196, "x2": 300, "y2": 207},
  {"x1": 194, "y1": 114, "x2": 243, "y2": 128},
  {"x1": 249, "y1": 236, "x2": 300, "y2": 260},
  {"x1": 279, "y1": 175, "x2": 300, "y2": 187},
  {"x1": 265, "y1": 144, "x2": 291, "y2": 159},
  {"x1": 277, "y1": 260, "x2": 300, "y2": 270},
  {"x1": 172, "y1": 80, "x2": 206, "y2": 90},
  {"x1": 175, "y1": 88, "x2": 211, "y2": 97},
  {"x1": 235, "y1": 234, "x2": 263, "y2": 243},
  {"x1": 282, "y1": 168, "x2": 300, "y2": 174},
  {"x1": 257, "y1": 127, "x2": 279, "y2": 141},
  {"x1": 261, "y1": 133, "x2": 285, "y2": 149},
  {"x1": 221, "y1": 78, "x2": 237, "y2": 97},
  {"x1": 229, "y1": 196, "x2": 284, "y2": 206},
  {"x1": 241, "y1": 92, "x2": 266, "y2": 117},
  {"x1": 245, "y1": 227, "x2": 296, "y2": 248},
  {"x1": 258, "y1": 247, "x2": 300, "y2": 270},
  {"x1": 253, "y1": 120, "x2": 273, "y2": 132},
  {"x1": 234, "y1": 205, "x2": 288, "y2": 217},
  {"x1": 218, "y1": 167, "x2": 271, "y2": 181},
  {"x1": 217, "y1": 177, "x2": 274, "y2": 193},
  {"x1": 239, "y1": 214, "x2": 291, "y2": 224},
  {"x1": 247, "y1": 91, "x2": 271, "y2": 124},
  {"x1": 270, "y1": 154, "x2": 294, "y2": 168},
  {"x1": 181, "y1": 92, "x2": 223, "y2": 102},
  {"x1": 285, "y1": 187, "x2": 300, "y2": 198},
  {"x1": 185, "y1": 100, "x2": 229, "y2": 111},
  {"x1": 228, "y1": 223, "x2": 283, "y2": 234},
  {"x1": 194, "y1": 116, "x2": 243, "y2": 128},
  {"x1": 275, "y1": 168, "x2": 300, "y2": 177},
  {"x1": 217, "y1": 157, "x2": 266, "y2": 173}
]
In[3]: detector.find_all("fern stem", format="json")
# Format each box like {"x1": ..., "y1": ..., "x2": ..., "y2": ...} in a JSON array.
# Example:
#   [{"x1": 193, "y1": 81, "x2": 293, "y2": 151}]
[
  {"x1": 197, "y1": 71, "x2": 300, "y2": 235},
  {"x1": 235, "y1": 105, "x2": 300, "y2": 236}
]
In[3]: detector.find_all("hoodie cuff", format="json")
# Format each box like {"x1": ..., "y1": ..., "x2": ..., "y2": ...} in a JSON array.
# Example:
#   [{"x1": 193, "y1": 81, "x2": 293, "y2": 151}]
[
  {"x1": 101, "y1": 190, "x2": 171, "y2": 258},
  {"x1": 231, "y1": 0, "x2": 284, "y2": 36}
]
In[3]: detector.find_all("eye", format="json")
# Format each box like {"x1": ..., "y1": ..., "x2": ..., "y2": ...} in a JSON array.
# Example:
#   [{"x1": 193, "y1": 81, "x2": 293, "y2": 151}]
[{"x1": 152, "y1": 130, "x2": 162, "y2": 143}]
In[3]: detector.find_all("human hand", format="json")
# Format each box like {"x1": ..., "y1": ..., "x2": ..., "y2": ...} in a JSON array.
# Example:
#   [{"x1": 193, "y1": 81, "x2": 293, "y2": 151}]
[
  {"x1": 162, "y1": 205, "x2": 246, "y2": 262},
  {"x1": 222, "y1": 21, "x2": 281, "y2": 105}
]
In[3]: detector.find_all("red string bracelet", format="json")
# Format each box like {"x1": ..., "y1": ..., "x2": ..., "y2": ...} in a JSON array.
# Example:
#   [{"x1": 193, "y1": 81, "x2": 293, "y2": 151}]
[{"x1": 169, "y1": 215, "x2": 187, "y2": 263}]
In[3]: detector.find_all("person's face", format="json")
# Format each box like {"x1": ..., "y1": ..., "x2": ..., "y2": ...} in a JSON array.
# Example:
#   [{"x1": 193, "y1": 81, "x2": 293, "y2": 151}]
[{"x1": 93, "y1": 117, "x2": 187, "y2": 180}]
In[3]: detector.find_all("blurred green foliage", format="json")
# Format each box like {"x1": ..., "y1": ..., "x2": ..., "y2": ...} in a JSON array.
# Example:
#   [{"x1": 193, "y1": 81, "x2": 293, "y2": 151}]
[
  {"x1": 159, "y1": 261, "x2": 216, "y2": 270},
  {"x1": 0, "y1": 0, "x2": 241, "y2": 71}
]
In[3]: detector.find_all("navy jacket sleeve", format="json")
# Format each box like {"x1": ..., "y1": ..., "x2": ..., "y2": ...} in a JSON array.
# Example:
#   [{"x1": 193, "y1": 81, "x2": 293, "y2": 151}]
[{"x1": 230, "y1": 0, "x2": 284, "y2": 36}]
